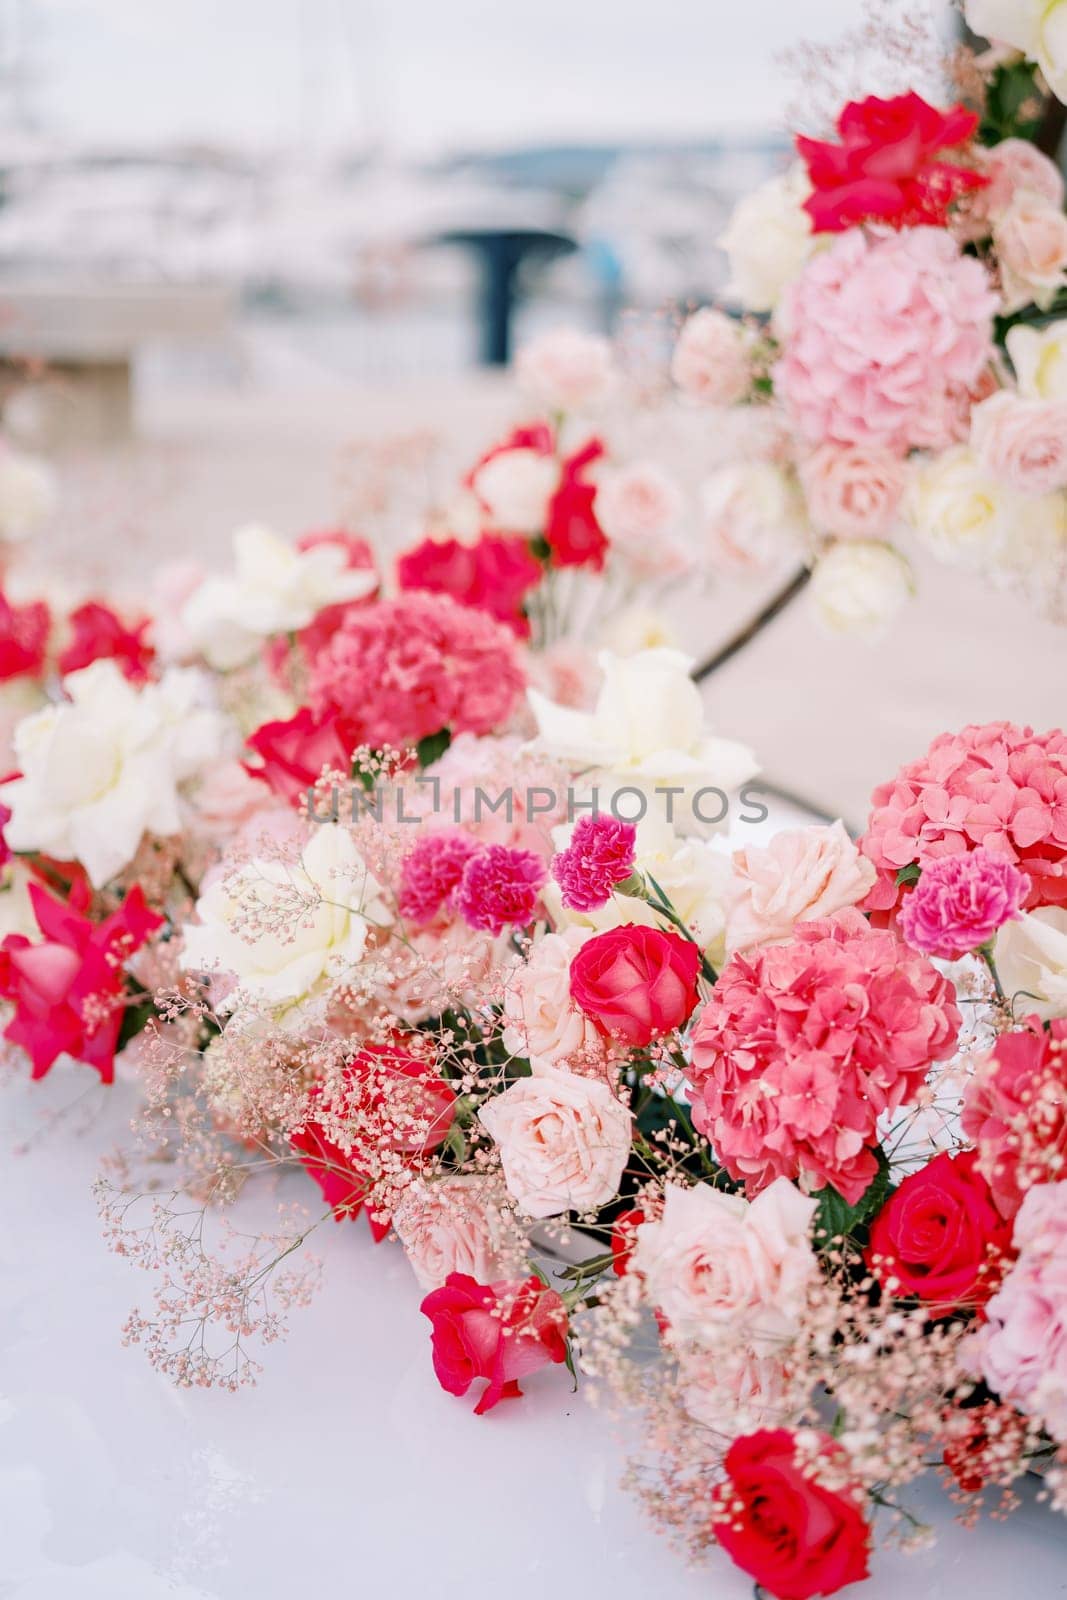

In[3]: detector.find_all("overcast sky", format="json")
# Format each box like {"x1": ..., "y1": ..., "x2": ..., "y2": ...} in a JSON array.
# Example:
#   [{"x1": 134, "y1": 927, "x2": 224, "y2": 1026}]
[{"x1": 9, "y1": 0, "x2": 954, "y2": 156}]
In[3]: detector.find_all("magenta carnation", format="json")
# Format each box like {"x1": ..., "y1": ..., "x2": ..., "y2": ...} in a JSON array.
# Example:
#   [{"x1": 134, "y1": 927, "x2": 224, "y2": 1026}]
[
  {"x1": 687, "y1": 909, "x2": 961, "y2": 1203},
  {"x1": 861, "y1": 722, "x2": 1067, "y2": 925},
  {"x1": 552, "y1": 815, "x2": 637, "y2": 912},
  {"x1": 399, "y1": 828, "x2": 483, "y2": 926},
  {"x1": 775, "y1": 228, "x2": 996, "y2": 456},
  {"x1": 897, "y1": 846, "x2": 1030, "y2": 960},
  {"x1": 309, "y1": 592, "x2": 524, "y2": 751},
  {"x1": 457, "y1": 844, "x2": 547, "y2": 935}
]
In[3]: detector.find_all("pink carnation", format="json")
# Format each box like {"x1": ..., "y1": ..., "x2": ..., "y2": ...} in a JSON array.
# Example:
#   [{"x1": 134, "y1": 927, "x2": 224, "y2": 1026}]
[
  {"x1": 897, "y1": 846, "x2": 1030, "y2": 960},
  {"x1": 457, "y1": 844, "x2": 547, "y2": 935},
  {"x1": 687, "y1": 909, "x2": 961, "y2": 1203},
  {"x1": 399, "y1": 828, "x2": 483, "y2": 926},
  {"x1": 860, "y1": 722, "x2": 1067, "y2": 925},
  {"x1": 962, "y1": 1017, "x2": 1067, "y2": 1219},
  {"x1": 552, "y1": 815, "x2": 637, "y2": 912},
  {"x1": 775, "y1": 228, "x2": 996, "y2": 455},
  {"x1": 309, "y1": 592, "x2": 524, "y2": 750}
]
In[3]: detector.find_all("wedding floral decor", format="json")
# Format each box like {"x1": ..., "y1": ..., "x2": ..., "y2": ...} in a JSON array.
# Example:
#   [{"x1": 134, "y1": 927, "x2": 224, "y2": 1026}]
[{"x1": 4, "y1": 14, "x2": 1067, "y2": 1600}]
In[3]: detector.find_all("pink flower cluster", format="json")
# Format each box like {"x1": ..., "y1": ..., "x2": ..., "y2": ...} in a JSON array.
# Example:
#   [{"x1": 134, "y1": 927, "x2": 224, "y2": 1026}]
[
  {"x1": 551, "y1": 814, "x2": 637, "y2": 911},
  {"x1": 897, "y1": 846, "x2": 1030, "y2": 960},
  {"x1": 860, "y1": 722, "x2": 1067, "y2": 924},
  {"x1": 687, "y1": 909, "x2": 961, "y2": 1203},
  {"x1": 962, "y1": 1018, "x2": 1067, "y2": 1219},
  {"x1": 776, "y1": 228, "x2": 996, "y2": 456},
  {"x1": 309, "y1": 592, "x2": 524, "y2": 750}
]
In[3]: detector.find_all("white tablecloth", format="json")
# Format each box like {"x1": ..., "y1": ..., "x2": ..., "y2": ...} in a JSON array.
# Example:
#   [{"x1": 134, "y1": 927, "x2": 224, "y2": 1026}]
[{"x1": 2, "y1": 1063, "x2": 1066, "y2": 1600}]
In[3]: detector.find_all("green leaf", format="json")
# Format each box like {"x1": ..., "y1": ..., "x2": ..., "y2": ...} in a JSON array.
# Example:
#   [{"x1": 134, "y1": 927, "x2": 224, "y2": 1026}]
[
  {"x1": 116, "y1": 995, "x2": 157, "y2": 1053},
  {"x1": 813, "y1": 1149, "x2": 892, "y2": 1246},
  {"x1": 527, "y1": 534, "x2": 552, "y2": 564},
  {"x1": 979, "y1": 60, "x2": 1045, "y2": 145},
  {"x1": 895, "y1": 863, "x2": 921, "y2": 888},
  {"x1": 415, "y1": 727, "x2": 452, "y2": 768}
]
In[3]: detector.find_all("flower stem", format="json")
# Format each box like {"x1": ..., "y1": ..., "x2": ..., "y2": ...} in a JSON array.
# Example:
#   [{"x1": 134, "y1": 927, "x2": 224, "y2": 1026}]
[{"x1": 692, "y1": 565, "x2": 811, "y2": 684}]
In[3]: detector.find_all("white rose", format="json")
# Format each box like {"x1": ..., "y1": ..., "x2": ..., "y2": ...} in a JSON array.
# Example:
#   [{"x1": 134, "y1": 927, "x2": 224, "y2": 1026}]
[
  {"x1": 632, "y1": 1178, "x2": 818, "y2": 1353},
  {"x1": 392, "y1": 1176, "x2": 523, "y2": 1291},
  {"x1": 527, "y1": 647, "x2": 759, "y2": 810},
  {"x1": 181, "y1": 822, "x2": 391, "y2": 1019},
  {"x1": 726, "y1": 821, "x2": 876, "y2": 955},
  {"x1": 995, "y1": 906, "x2": 1067, "y2": 1019},
  {"x1": 478, "y1": 1067, "x2": 631, "y2": 1218},
  {"x1": 470, "y1": 448, "x2": 559, "y2": 535},
  {"x1": 501, "y1": 926, "x2": 607, "y2": 1072},
  {"x1": 180, "y1": 524, "x2": 376, "y2": 670},
  {"x1": 599, "y1": 606, "x2": 681, "y2": 656},
  {"x1": 516, "y1": 327, "x2": 614, "y2": 413},
  {"x1": 719, "y1": 164, "x2": 815, "y2": 313},
  {"x1": 966, "y1": 0, "x2": 1067, "y2": 102},
  {"x1": 1008, "y1": 322, "x2": 1067, "y2": 400},
  {"x1": 905, "y1": 446, "x2": 1016, "y2": 569},
  {"x1": 0, "y1": 660, "x2": 229, "y2": 887},
  {"x1": 810, "y1": 541, "x2": 914, "y2": 637},
  {"x1": 0, "y1": 445, "x2": 56, "y2": 541},
  {"x1": 701, "y1": 461, "x2": 808, "y2": 575}
]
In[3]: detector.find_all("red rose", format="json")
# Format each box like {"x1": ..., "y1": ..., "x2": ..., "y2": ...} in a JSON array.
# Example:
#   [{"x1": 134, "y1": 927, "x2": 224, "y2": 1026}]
[
  {"x1": 797, "y1": 91, "x2": 986, "y2": 233},
  {"x1": 245, "y1": 706, "x2": 359, "y2": 803},
  {"x1": 712, "y1": 1429, "x2": 871, "y2": 1600},
  {"x1": 569, "y1": 924, "x2": 701, "y2": 1047},
  {"x1": 866, "y1": 1148, "x2": 1013, "y2": 1313},
  {"x1": 0, "y1": 590, "x2": 50, "y2": 682},
  {"x1": 397, "y1": 532, "x2": 542, "y2": 637},
  {"x1": 545, "y1": 438, "x2": 608, "y2": 570},
  {"x1": 610, "y1": 1207, "x2": 645, "y2": 1276},
  {"x1": 420, "y1": 1271, "x2": 568, "y2": 1414},
  {"x1": 58, "y1": 600, "x2": 155, "y2": 684}
]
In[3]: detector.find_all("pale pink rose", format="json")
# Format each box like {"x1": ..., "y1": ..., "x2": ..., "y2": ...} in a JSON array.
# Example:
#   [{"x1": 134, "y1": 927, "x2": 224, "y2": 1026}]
[
  {"x1": 701, "y1": 461, "x2": 807, "y2": 575},
  {"x1": 415, "y1": 731, "x2": 567, "y2": 853},
  {"x1": 995, "y1": 191, "x2": 1067, "y2": 311},
  {"x1": 392, "y1": 1176, "x2": 523, "y2": 1291},
  {"x1": 975, "y1": 139, "x2": 1065, "y2": 227},
  {"x1": 971, "y1": 390, "x2": 1067, "y2": 496},
  {"x1": 681, "y1": 1348, "x2": 794, "y2": 1436},
  {"x1": 725, "y1": 821, "x2": 877, "y2": 955},
  {"x1": 970, "y1": 1179, "x2": 1067, "y2": 1442},
  {"x1": 501, "y1": 926, "x2": 610, "y2": 1074},
  {"x1": 799, "y1": 443, "x2": 907, "y2": 540},
  {"x1": 632, "y1": 1178, "x2": 817, "y2": 1353},
  {"x1": 671, "y1": 308, "x2": 753, "y2": 404},
  {"x1": 516, "y1": 328, "x2": 614, "y2": 413},
  {"x1": 478, "y1": 1067, "x2": 631, "y2": 1218},
  {"x1": 189, "y1": 759, "x2": 274, "y2": 843},
  {"x1": 523, "y1": 639, "x2": 599, "y2": 709},
  {"x1": 595, "y1": 462, "x2": 684, "y2": 549},
  {"x1": 471, "y1": 448, "x2": 559, "y2": 534}
]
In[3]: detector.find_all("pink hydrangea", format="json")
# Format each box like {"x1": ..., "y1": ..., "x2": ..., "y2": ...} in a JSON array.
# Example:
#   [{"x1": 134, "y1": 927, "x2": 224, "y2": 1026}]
[
  {"x1": 860, "y1": 722, "x2": 1067, "y2": 925},
  {"x1": 970, "y1": 1178, "x2": 1067, "y2": 1442},
  {"x1": 897, "y1": 846, "x2": 1031, "y2": 959},
  {"x1": 399, "y1": 828, "x2": 483, "y2": 926},
  {"x1": 552, "y1": 815, "x2": 637, "y2": 911},
  {"x1": 309, "y1": 592, "x2": 524, "y2": 750},
  {"x1": 687, "y1": 909, "x2": 961, "y2": 1203},
  {"x1": 961, "y1": 1017, "x2": 1067, "y2": 1219},
  {"x1": 775, "y1": 228, "x2": 996, "y2": 456},
  {"x1": 457, "y1": 844, "x2": 547, "y2": 935}
]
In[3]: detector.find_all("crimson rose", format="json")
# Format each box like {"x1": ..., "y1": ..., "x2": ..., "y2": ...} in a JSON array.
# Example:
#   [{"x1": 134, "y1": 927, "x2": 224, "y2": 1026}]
[
  {"x1": 712, "y1": 1429, "x2": 871, "y2": 1600},
  {"x1": 420, "y1": 1272, "x2": 568, "y2": 1415},
  {"x1": 569, "y1": 923, "x2": 701, "y2": 1047},
  {"x1": 866, "y1": 1148, "x2": 1013, "y2": 1313}
]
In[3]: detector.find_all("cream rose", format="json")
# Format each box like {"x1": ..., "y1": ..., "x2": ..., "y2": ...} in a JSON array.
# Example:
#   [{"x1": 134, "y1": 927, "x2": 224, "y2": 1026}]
[
  {"x1": 671, "y1": 307, "x2": 754, "y2": 404},
  {"x1": 701, "y1": 461, "x2": 808, "y2": 575},
  {"x1": 1007, "y1": 322, "x2": 1067, "y2": 401},
  {"x1": 725, "y1": 821, "x2": 877, "y2": 954},
  {"x1": 181, "y1": 822, "x2": 391, "y2": 1019},
  {"x1": 720, "y1": 164, "x2": 815, "y2": 314},
  {"x1": 809, "y1": 541, "x2": 914, "y2": 637},
  {"x1": 971, "y1": 391, "x2": 1067, "y2": 496},
  {"x1": 995, "y1": 906, "x2": 1067, "y2": 1020},
  {"x1": 478, "y1": 1067, "x2": 631, "y2": 1218},
  {"x1": 965, "y1": 0, "x2": 1067, "y2": 103},
  {"x1": 471, "y1": 447, "x2": 559, "y2": 534},
  {"x1": 516, "y1": 327, "x2": 614, "y2": 413},
  {"x1": 0, "y1": 444, "x2": 56, "y2": 541},
  {"x1": 995, "y1": 191, "x2": 1067, "y2": 311},
  {"x1": 799, "y1": 443, "x2": 906, "y2": 540},
  {"x1": 905, "y1": 445, "x2": 1015, "y2": 568},
  {"x1": 632, "y1": 1178, "x2": 818, "y2": 1353},
  {"x1": 392, "y1": 1176, "x2": 523, "y2": 1291}
]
